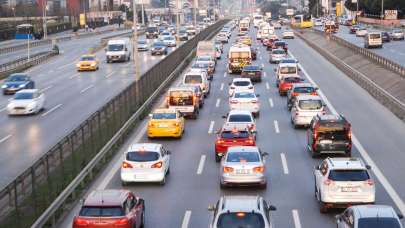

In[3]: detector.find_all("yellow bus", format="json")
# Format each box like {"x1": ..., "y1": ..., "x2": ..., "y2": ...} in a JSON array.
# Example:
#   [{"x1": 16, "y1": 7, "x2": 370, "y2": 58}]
[{"x1": 292, "y1": 14, "x2": 313, "y2": 28}]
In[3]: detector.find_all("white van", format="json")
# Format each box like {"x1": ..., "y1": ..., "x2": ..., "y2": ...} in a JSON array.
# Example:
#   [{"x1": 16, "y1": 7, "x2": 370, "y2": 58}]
[
  {"x1": 182, "y1": 69, "x2": 210, "y2": 97},
  {"x1": 105, "y1": 38, "x2": 131, "y2": 63},
  {"x1": 364, "y1": 32, "x2": 382, "y2": 49}
]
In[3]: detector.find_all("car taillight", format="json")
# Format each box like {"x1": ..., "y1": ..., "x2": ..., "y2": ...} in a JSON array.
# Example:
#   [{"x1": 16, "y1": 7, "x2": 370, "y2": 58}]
[
  {"x1": 347, "y1": 128, "x2": 352, "y2": 140},
  {"x1": 246, "y1": 137, "x2": 255, "y2": 144},
  {"x1": 122, "y1": 161, "x2": 133, "y2": 169},
  {"x1": 174, "y1": 122, "x2": 180, "y2": 127},
  {"x1": 151, "y1": 161, "x2": 163, "y2": 168},
  {"x1": 324, "y1": 179, "x2": 334, "y2": 185},
  {"x1": 366, "y1": 179, "x2": 374, "y2": 186},
  {"x1": 310, "y1": 92, "x2": 318, "y2": 95},
  {"x1": 216, "y1": 138, "x2": 225, "y2": 144},
  {"x1": 230, "y1": 100, "x2": 238, "y2": 104},
  {"x1": 223, "y1": 166, "x2": 234, "y2": 173},
  {"x1": 253, "y1": 166, "x2": 265, "y2": 173},
  {"x1": 74, "y1": 218, "x2": 90, "y2": 226},
  {"x1": 114, "y1": 218, "x2": 129, "y2": 225},
  {"x1": 230, "y1": 86, "x2": 235, "y2": 89}
]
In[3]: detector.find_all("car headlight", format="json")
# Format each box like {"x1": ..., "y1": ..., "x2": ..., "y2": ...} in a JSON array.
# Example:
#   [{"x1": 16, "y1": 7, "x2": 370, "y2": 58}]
[
  {"x1": 1, "y1": 85, "x2": 7, "y2": 89},
  {"x1": 19, "y1": 84, "x2": 25, "y2": 88},
  {"x1": 27, "y1": 102, "x2": 36, "y2": 109},
  {"x1": 76, "y1": 63, "x2": 80, "y2": 67},
  {"x1": 91, "y1": 63, "x2": 96, "y2": 66}
]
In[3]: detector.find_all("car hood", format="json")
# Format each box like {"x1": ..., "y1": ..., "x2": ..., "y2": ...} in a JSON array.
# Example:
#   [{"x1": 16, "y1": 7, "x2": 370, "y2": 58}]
[
  {"x1": 3, "y1": 81, "x2": 27, "y2": 87},
  {"x1": 8, "y1": 99, "x2": 35, "y2": 107}
]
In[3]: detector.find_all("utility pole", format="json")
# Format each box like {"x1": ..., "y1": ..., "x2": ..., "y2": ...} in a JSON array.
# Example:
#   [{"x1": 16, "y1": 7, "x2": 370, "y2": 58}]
[
  {"x1": 42, "y1": 0, "x2": 48, "y2": 39},
  {"x1": 141, "y1": 1, "x2": 145, "y2": 25},
  {"x1": 176, "y1": 0, "x2": 180, "y2": 35},
  {"x1": 133, "y1": 0, "x2": 140, "y2": 80},
  {"x1": 380, "y1": 0, "x2": 384, "y2": 21},
  {"x1": 193, "y1": 0, "x2": 197, "y2": 26}
]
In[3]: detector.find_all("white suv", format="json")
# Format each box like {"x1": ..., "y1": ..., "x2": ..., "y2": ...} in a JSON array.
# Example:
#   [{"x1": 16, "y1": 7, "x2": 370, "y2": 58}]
[
  {"x1": 229, "y1": 78, "x2": 254, "y2": 97},
  {"x1": 314, "y1": 157, "x2": 375, "y2": 213},
  {"x1": 291, "y1": 95, "x2": 325, "y2": 128},
  {"x1": 182, "y1": 69, "x2": 210, "y2": 97}
]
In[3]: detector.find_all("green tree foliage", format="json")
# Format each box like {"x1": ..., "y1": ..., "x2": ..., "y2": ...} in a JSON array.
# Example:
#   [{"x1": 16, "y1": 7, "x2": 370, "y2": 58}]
[{"x1": 344, "y1": 0, "x2": 404, "y2": 18}]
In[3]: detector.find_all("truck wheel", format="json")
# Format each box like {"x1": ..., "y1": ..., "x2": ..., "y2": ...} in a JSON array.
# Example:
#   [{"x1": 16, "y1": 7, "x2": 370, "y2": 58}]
[{"x1": 319, "y1": 201, "x2": 328, "y2": 214}]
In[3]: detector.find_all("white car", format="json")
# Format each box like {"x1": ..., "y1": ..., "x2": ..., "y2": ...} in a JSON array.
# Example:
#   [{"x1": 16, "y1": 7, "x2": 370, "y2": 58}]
[
  {"x1": 291, "y1": 95, "x2": 325, "y2": 127},
  {"x1": 7, "y1": 89, "x2": 45, "y2": 115},
  {"x1": 216, "y1": 33, "x2": 228, "y2": 43},
  {"x1": 228, "y1": 78, "x2": 254, "y2": 97},
  {"x1": 282, "y1": 30, "x2": 295, "y2": 39},
  {"x1": 224, "y1": 110, "x2": 257, "y2": 136},
  {"x1": 182, "y1": 68, "x2": 210, "y2": 96},
  {"x1": 273, "y1": 22, "x2": 282, "y2": 29},
  {"x1": 314, "y1": 157, "x2": 375, "y2": 213},
  {"x1": 356, "y1": 28, "x2": 368, "y2": 37},
  {"x1": 120, "y1": 143, "x2": 171, "y2": 185},
  {"x1": 161, "y1": 35, "x2": 176, "y2": 47},
  {"x1": 275, "y1": 62, "x2": 300, "y2": 87},
  {"x1": 229, "y1": 91, "x2": 260, "y2": 117}
]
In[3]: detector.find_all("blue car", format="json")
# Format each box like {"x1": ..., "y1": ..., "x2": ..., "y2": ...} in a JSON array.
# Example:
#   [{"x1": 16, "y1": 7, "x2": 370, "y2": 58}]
[{"x1": 2, "y1": 73, "x2": 35, "y2": 95}]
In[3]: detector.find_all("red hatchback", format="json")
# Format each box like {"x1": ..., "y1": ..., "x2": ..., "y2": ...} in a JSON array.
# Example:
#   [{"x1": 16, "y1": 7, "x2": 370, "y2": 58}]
[
  {"x1": 278, "y1": 76, "x2": 304, "y2": 96},
  {"x1": 73, "y1": 189, "x2": 145, "y2": 228},
  {"x1": 215, "y1": 127, "x2": 256, "y2": 162}
]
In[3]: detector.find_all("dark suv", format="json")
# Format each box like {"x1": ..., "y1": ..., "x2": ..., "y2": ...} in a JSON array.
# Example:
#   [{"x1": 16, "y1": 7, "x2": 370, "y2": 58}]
[{"x1": 307, "y1": 114, "x2": 352, "y2": 158}]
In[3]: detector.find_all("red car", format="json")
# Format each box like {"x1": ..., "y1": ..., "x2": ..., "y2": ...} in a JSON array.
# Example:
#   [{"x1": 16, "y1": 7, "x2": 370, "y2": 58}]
[
  {"x1": 73, "y1": 189, "x2": 145, "y2": 228},
  {"x1": 215, "y1": 126, "x2": 256, "y2": 162},
  {"x1": 266, "y1": 38, "x2": 279, "y2": 50},
  {"x1": 278, "y1": 76, "x2": 304, "y2": 96}
]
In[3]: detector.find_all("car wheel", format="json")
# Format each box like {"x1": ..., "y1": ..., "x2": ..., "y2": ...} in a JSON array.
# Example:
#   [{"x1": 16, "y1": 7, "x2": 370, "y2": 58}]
[
  {"x1": 159, "y1": 176, "x2": 166, "y2": 185},
  {"x1": 254, "y1": 112, "x2": 260, "y2": 118},
  {"x1": 167, "y1": 167, "x2": 170, "y2": 175},
  {"x1": 121, "y1": 180, "x2": 128, "y2": 186},
  {"x1": 319, "y1": 201, "x2": 328, "y2": 213},
  {"x1": 345, "y1": 151, "x2": 352, "y2": 157},
  {"x1": 260, "y1": 182, "x2": 267, "y2": 189},
  {"x1": 215, "y1": 154, "x2": 221, "y2": 162},
  {"x1": 220, "y1": 181, "x2": 226, "y2": 189}
]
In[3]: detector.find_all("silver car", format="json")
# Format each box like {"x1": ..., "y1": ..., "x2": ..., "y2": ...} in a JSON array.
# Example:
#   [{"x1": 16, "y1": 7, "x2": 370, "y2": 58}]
[
  {"x1": 391, "y1": 29, "x2": 404, "y2": 40},
  {"x1": 208, "y1": 195, "x2": 276, "y2": 228},
  {"x1": 220, "y1": 146, "x2": 268, "y2": 189},
  {"x1": 336, "y1": 205, "x2": 404, "y2": 228}
]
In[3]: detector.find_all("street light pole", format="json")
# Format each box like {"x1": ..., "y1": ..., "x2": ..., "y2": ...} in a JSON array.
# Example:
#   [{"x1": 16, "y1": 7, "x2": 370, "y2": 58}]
[
  {"x1": 42, "y1": 0, "x2": 48, "y2": 39},
  {"x1": 133, "y1": 0, "x2": 140, "y2": 80},
  {"x1": 380, "y1": 0, "x2": 384, "y2": 21},
  {"x1": 193, "y1": 0, "x2": 197, "y2": 26},
  {"x1": 141, "y1": 2, "x2": 145, "y2": 25}
]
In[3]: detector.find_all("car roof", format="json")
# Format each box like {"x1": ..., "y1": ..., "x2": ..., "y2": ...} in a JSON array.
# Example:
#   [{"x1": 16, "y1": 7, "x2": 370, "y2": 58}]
[
  {"x1": 16, "y1": 89, "x2": 38, "y2": 93},
  {"x1": 186, "y1": 69, "x2": 205, "y2": 74},
  {"x1": 227, "y1": 146, "x2": 259, "y2": 153},
  {"x1": 279, "y1": 63, "x2": 298, "y2": 67},
  {"x1": 221, "y1": 195, "x2": 261, "y2": 212},
  {"x1": 326, "y1": 157, "x2": 366, "y2": 170},
  {"x1": 352, "y1": 205, "x2": 398, "y2": 219},
  {"x1": 228, "y1": 110, "x2": 253, "y2": 115},
  {"x1": 127, "y1": 143, "x2": 161, "y2": 152},
  {"x1": 296, "y1": 95, "x2": 321, "y2": 101},
  {"x1": 84, "y1": 189, "x2": 129, "y2": 206}
]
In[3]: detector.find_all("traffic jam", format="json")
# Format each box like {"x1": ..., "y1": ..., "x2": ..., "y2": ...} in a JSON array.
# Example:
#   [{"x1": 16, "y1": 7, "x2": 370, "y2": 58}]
[{"x1": 71, "y1": 16, "x2": 404, "y2": 228}]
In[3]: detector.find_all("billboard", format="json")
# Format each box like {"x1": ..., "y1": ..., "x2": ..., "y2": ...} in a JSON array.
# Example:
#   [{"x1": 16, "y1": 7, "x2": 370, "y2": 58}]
[
  {"x1": 199, "y1": 9, "x2": 207, "y2": 16},
  {"x1": 286, "y1": 9, "x2": 294, "y2": 16},
  {"x1": 384, "y1": 10, "x2": 398, "y2": 20}
]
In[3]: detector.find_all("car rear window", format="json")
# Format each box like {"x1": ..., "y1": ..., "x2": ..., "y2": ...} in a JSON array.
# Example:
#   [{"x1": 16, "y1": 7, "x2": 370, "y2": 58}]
[
  {"x1": 233, "y1": 81, "x2": 250, "y2": 86},
  {"x1": 273, "y1": 50, "x2": 285, "y2": 54},
  {"x1": 79, "y1": 206, "x2": 124, "y2": 217},
  {"x1": 280, "y1": 67, "x2": 297, "y2": 74},
  {"x1": 234, "y1": 92, "x2": 255, "y2": 99},
  {"x1": 358, "y1": 217, "x2": 401, "y2": 228},
  {"x1": 192, "y1": 63, "x2": 209, "y2": 69},
  {"x1": 243, "y1": 65, "x2": 260, "y2": 71},
  {"x1": 227, "y1": 152, "x2": 260, "y2": 162},
  {"x1": 294, "y1": 87, "x2": 315, "y2": 93},
  {"x1": 152, "y1": 113, "x2": 176, "y2": 119},
  {"x1": 184, "y1": 75, "x2": 203, "y2": 84},
  {"x1": 369, "y1": 33, "x2": 381, "y2": 39},
  {"x1": 317, "y1": 130, "x2": 349, "y2": 141},
  {"x1": 283, "y1": 77, "x2": 301, "y2": 83},
  {"x1": 126, "y1": 151, "x2": 160, "y2": 162},
  {"x1": 328, "y1": 170, "x2": 369, "y2": 181},
  {"x1": 298, "y1": 100, "x2": 322, "y2": 110},
  {"x1": 221, "y1": 131, "x2": 250, "y2": 139},
  {"x1": 228, "y1": 114, "x2": 252, "y2": 122},
  {"x1": 217, "y1": 212, "x2": 265, "y2": 228}
]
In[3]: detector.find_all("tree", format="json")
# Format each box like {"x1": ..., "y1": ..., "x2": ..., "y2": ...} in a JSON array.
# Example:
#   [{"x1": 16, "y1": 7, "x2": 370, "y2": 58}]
[{"x1": 345, "y1": 0, "x2": 404, "y2": 18}]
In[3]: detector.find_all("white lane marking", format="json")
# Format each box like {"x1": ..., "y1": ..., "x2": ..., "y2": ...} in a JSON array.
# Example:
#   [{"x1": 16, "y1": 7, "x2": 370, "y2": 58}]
[
  {"x1": 259, "y1": 56, "x2": 263, "y2": 60},
  {"x1": 274, "y1": 120, "x2": 280, "y2": 133},
  {"x1": 266, "y1": 82, "x2": 270, "y2": 90},
  {"x1": 280, "y1": 153, "x2": 289, "y2": 174},
  {"x1": 181, "y1": 210, "x2": 192, "y2": 228},
  {"x1": 215, "y1": 98, "x2": 221, "y2": 107},
  {"x1": 40, "y1": 85, "x2": 53, "y2": 93},
  {"x1": 98, "y1": 125, "x2": 147, "y2": 190},
  {"x1": 41, "y1": 104, "x2": 62, "y2": 117},
  {"x1": 80, "y1": 85, "x2": 94, "y2": 94},
  {"x1": 208, "y1": 121, "x2": 215, "y2": 134},
  {"x1": 261, "y1": 63, "x2": 264, "y2": 68},
  {"x1": 269, "y1": 98, "x2": 274, "y2": 107},
  {"x1": 105, "y1": 72, "x2": 114, "y2": 78},
  {"x1": 69, "y1": 73, "x2": 79, "y2": 79},
  {"x1": 0, "y1": 107, "x2": 7, "y2": 112},
  {"x1": 289, "y1": 51, "x2": 405, "y2": 215},
  {"x1": 57, "y1": 62, "x2": 73, "y2": 70},
  {"x1": 196, "y1": 155, "x2": 206, "y2": 175},
  {"x1": 292, "y1": 209, "x2": 302, "y2": 228},
  {"x1": 0, "y1": 134, "x2": 12, "y2": 144},
  {"x1": 263, "y1": 72, "x2": 267, "y2": 78},
  {"x1": 220, "y1": 83, "x2": 224, "y2": 91},
  {"x1": 223, "y1": 72, "x2": 227, "y2": 77}
]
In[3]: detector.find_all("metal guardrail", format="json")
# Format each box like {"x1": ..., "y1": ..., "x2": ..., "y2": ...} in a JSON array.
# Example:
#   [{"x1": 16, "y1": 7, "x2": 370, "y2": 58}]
[
  {"x1": 0, "y1": 19, "x2": 227, "y2": 228},
  {"x1": 295, "y1": 30, "x2": 405, "y2": 121},
  {"x1": 310, "y1": 28, "x2": 405, "y2": 77}
]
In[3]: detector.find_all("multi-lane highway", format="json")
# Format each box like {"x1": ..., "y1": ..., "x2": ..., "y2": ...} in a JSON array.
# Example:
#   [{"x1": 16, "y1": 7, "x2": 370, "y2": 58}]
[
  {"x1": 314, "y1": 25, "x2": 405, "y2": 66},
  {"x1": 60, "y1": 25, "x2": 405, "y2": 227},
  {"x1": 0, "y1": 30, "x2": 188, "y2": 189}
]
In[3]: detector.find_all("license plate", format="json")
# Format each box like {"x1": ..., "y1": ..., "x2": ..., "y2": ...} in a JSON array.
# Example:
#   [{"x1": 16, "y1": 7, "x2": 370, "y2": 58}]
[
  {"x1": 236, "y1": 169, "x2": 249, "y2": 174},
  {"x1": 320, "y1": 140, "x2": 333, "y2": 144},
  {"x1": 341, "y1": 187, "x2": 357, "y2": 192},
  {"x1": 249, "y1": 72, "x2": 255, "y2": 75},
  {"x1": 158, "y1": 124, "x2": 169, "y2": 128}
]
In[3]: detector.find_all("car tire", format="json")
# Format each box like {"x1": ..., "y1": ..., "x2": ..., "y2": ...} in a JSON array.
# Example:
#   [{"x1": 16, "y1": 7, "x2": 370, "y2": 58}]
[
  {"x1": 254, "y1": 112, "x2": 260, "y2": 118},
  {"x1": 215, "y1": 154, "x2": 221, "y2": 162},
  {"x1": 345, "y1": 151, "x2": 352, "y2": 157},
  {"x1": 220, "y1": 181, "x2": 226, "y2": 189},
  {"x1": 140, "y1": 210, "x2": 145, "y2": 228},
  {"x1": 167, "y1": 167, "x2": 170, "y2": 175},
  {"x1": 319, "y1": 201, "x2": 328, "y2": 214},
  {"x1": 260, "y1": 182, "x2": 267, "y2": 189},
  {"x1": 121, "y1": 181, "x2": 128, "y2": 186},
  {"x1": 159, "y1": 177, "x2": 166, "y2": 185}
]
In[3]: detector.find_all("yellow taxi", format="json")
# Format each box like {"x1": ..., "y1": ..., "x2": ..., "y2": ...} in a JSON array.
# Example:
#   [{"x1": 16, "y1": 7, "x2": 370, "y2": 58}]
[
  {"x1": 239, "y1": 36, "x2": 252, "y2": 46},
  {"x1": 147, "y1": 108, "x2": 185, "y2": 138},
  {"x1": 76, "y1": 54, "x2": 99, "y2": 71}
]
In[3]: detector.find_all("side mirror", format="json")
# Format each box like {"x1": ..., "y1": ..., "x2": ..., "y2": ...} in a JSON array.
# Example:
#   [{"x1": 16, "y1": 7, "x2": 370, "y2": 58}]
[
  {"x1": 221, "y1": 115, "x2": 227, "y2": 119},
  {"x1": 148, "y1": 114, "x2": 153, "y2": 118},
  {"x1": 315, "y1": 87, "x2": 319, "y2": 90},
  {"x1": 228, "y1": 82, "x2": 231, "y2": 85},
  {"x1": 300, "y1": 78, "x2": 305, "y2": 82},
  {"x1": 298, "y1": 68, "x2": 302, "y2": 72},
  {"x1": 398, "y1": 213, "x2": 404, "y2": 219},
  {"x1": 208, "y1": 205, "x2": 216, "y2": 211},
  {"x1": 166, "y1": 150, "x2": 171, "y2": 155},
  {"x1": 267, "y1": 205, "x2": 277, "y2": 211},
  {"x1": 256, "y1": 94, "x2": 260, "y2": 97},
  {"x1": 314, "y1": 165, "x2": 320, "y2": 170},
  {"x1": 125, "y1": 48, "x2": 128, "y2": 51},
  {"x1": 261, "y1": 152, "x2": 269, "y2": 157},
  {"x1": 365, "y1": 165, "x2": 371, "y2": 170},
  {"x1": 335, "y1": 214, "x2": 341, "y2": 221},
  {"x1": 215, "y1": 129, "x2": 220, "y2": 134}
]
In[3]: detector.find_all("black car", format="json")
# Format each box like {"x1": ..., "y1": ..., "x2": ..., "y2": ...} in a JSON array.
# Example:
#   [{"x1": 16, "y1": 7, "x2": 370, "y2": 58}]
[
  {"x1": 2, "y1": 73, "x2": 35, "y2": 95},
  {"x1": 241, "y1": 65, "x2": 262, "y2": 82},
  {"x1": 151, "y1": 41, "x2": 168, "y2": 55},
  {"x1": 145, "y1": 26, "x2": 158, "y2": 39},
  {"x1": 381, "y1": 31, "x2": 391, "y2": 42},
  {"x1": 307, "y1": 114, "x2": 352, "y2": 158}
]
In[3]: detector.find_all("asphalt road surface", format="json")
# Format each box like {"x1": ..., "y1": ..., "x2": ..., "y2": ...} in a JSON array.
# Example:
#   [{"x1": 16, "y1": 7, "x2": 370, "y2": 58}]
[{"x1": 60, "y1": 25, "x2": 405, "y2": 227}]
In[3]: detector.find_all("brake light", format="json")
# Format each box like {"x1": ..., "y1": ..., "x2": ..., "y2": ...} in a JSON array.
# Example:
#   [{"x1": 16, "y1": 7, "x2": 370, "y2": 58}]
[
  {"x1": 122, "y1": 161, "x2": 133, "y2": 169},
  {"x1": 223, "y1": 166, "x2": 234, "y2": 173},
  {"x1": 291, "y1": 92, "x2": 298, "y2": 97},
  {"x1": 246, "y1": 137, "x2": 255, "y2": 144},
  {"x1": 114, "y1": 218, "x2": 129, "y2": 225},
  {"x1": 216, "y1": 138, "x2": 225, "y2": 144},
  {"x1": 230, "y1": 100, "x2": 238, "y2": 104},
  {"x1": 324, "y1": 179, "x2": 334, "y2": 185},
  {"x1": 193, "y1": 95, "x2": 197, "y2": 103},
  {"x1": 347, "y1": 128, "x2": 352, "y2": 140},
  {"x1": 366, "y1": 179, "x2": 374, "y2": 186},
  {"x1": 174, "y1": 122, "x2": 180, "y2": 127},
  {"x1": 310, "y1": 92, "x2": 318, "y2": 95},
  {"x1": 74, "y1": 218, "x2": 90, "y2": 226},
  {"x1": 151, "y1": 161, "x2": 163, "y2": 168},
  {"x1": 253, "y1": 166, "x2": 265, "y2": 173}
]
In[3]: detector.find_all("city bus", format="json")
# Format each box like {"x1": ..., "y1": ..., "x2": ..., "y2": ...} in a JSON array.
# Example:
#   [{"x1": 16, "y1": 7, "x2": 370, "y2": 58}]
[
  {"x1": 292, "y1": 14, "x2": 313, "y2": 28},
  {"x1": 15, "y1": 24, "x2": 35, "y2": 39}
]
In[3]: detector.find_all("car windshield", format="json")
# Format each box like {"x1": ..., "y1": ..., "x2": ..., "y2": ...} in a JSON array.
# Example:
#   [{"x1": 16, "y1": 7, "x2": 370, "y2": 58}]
[
  {"x1": 7, "y1": 75, "x2": 27, "y2": 82},
  {"x1": 147, "y1": 27, "x2": 157, "y2": 32},
  {"x1": 153, "y1": 42, "x2": 165, "y2": 47},
  {"x1": 79, "y1": 206, "x2": 125, "y2": 217},
  {"x1": 163, "y1": 36, "x2": 174, "y2": 40},
  {"x1": 228, "y1": 114, "x2": 252, "y2": 122},
  {"x1": 294, "y1": 87, "x2": 315, "y2": 93},
  {"x1": 243, "y1": 65, "x2": 260, "y2": 71},
  {"x1": 217, "y1": 212, "x2": 265, "y2": 228},
  {"x1": 80, "y1": 56, "x2": 95, "y2": 61},
  {"x1": 227, "y1": 152, "x2": 260, "y2": 162},
  {"x1": 152, "y1": 113, "x2": 176, "y2": 119},
  {"x1": 184, "y1": 75, "x2": 202, "y2": 84},
  {"x1": 233, "y1": 81, "x2": 250, "y2": 86},
  {"x1": 284, "y1": 77, "x2": 301, "y2": 83},
  {"x1": 126, "y1": 151, "x2": 160, "y2": 162},
  {"x1": 328, "y1": 170, "x2": 370, "y2": 181},
  {"x1": 221, "y1": 131, "x2": 250, "y2": 139},
  {"x1": 275, "y1": 42, "x2": 285, "y2": 46},
  {"x1": 298, "y1": 100, "x2": 322, "y2": 110},
  {"x1": 234, "y1": 92, "x2": 255, "y2": 99},
  {"x1": 280, "y1": 66, "x2": 297, "y2": 74},
  {"x1": 138, "y1": 40, "x2": 147, "y2": 44},
  {"x1": 369, "y1": 33, "x2": 381, "y2": 39},
  {"x1": 273, "y1": 50, "x2": 285, "y2": 54},
  {"x1": 14, "y1": 92, "x2": 33, "y2": 100},
  {"x1": 358, "y1": 217, "x2": 401, "y2": 228},
  {"x1": 107, "y1": 44, "x2": 123, "y2": 51},
  {"x1": 192, "y1": 63, "x2": 209, "y2": 69},
  {"x1": 281, "y1": 59, "x2": 297, "y2": 63}
]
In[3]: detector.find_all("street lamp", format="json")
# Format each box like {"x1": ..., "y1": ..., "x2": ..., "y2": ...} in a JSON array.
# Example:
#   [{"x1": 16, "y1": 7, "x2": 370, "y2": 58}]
[
  {"x1": 133, "y1": 0, "x2": 140, "y2": 80},
  {"x1": 380, "y1": 0, "x2": 384, "y2": 21},
  {"x1": 42, "y1": 0, "x2": 48, "y2": 40}
]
